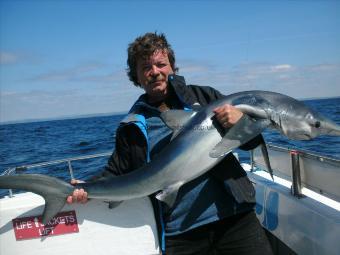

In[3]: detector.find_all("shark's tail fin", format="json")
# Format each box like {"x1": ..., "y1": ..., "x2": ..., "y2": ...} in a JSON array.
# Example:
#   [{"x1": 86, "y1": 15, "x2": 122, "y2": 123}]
[{"x1": 0, "y1": 174, "x2": 74, "y2": 224}]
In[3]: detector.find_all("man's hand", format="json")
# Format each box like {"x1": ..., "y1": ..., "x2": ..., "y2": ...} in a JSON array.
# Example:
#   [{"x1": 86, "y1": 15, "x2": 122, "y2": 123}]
[
  {"x1": 66, "y1": 179, "x2": 88, "y2": 204},
  {"x1": 213, "y1": 104, "x2": 243, "y2": 128}
]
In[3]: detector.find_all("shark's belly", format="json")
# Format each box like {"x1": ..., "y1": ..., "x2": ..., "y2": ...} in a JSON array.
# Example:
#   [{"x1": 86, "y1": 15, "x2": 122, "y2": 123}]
[
  {"x1": 85, "y1": 126, "x2": 222, "y2": 201},
  {"x1": 159, "y1": 129, "x2": 222, "y2": 188}
]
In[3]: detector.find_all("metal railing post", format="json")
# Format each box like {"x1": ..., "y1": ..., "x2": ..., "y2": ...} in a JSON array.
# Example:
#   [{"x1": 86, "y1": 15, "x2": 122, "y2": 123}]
[
  {"x1": 68, "y1": 160, "x2": 75, "y2": 180},
  {"x1": 290, "y1": 150, "x2": 304, "y2": 198},
  {"x1": 9, "y1": 189, "x2": 13, "y2": 198}
]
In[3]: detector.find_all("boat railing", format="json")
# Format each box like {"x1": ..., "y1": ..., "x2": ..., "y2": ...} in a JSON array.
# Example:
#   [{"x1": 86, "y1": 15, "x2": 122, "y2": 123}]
[
  {"x1": 1, "y1": 151, "x2": 112, "y2": 198},
  {"x1": 251, "y1": 143, "x2": 340, "y2": 202},
  {"x1": 2, "y1": 144, "x2": 340, "y2": 202}
]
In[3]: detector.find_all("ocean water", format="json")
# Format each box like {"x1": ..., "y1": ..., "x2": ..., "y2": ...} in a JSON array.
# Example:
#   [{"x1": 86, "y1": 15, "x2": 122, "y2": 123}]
[{"x1": 0, "y1": 97, "x2": 339, "y2": 197}]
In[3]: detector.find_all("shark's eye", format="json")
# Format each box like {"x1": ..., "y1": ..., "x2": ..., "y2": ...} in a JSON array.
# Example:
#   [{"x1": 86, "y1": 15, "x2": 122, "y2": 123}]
[{"x1": 314, "y1": 121, "x2": 321, "y2": 128}]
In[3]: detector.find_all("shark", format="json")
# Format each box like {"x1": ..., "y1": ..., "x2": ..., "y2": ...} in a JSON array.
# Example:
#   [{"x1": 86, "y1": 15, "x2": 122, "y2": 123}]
[{"x1": 1, "y1": 90, "x2": 339, "y2": 225}]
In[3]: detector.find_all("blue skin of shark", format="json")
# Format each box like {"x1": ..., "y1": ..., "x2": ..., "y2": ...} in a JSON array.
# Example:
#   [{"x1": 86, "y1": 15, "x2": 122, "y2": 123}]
[{"x1": 1, "y1": 90, "x2": 339, "y2": 225}]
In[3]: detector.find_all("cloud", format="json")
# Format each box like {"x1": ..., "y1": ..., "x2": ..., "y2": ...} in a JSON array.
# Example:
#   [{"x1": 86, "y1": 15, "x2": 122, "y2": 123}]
[
  {"x1": 270, "y1": 64, "x2": 292, "y2": 71},
  {"x1": 2, "y1": 60, "x2": 339, "y2": 123},
  {"x1": 0, "y1": 51, "x2": 42, "y2": 65},
  {"x1": 31, "y1": 63, "x2": 107, "y2": 82},
  {"x1": 81, "y1": 69, "x2": 128, "y2": 83},
  {"x1": 178, "y1": 61, "x2": 340, "y2": 98},
  {"x1": 0, "y1": 87, "x2": 140, "y2": 123},
  {"x1": 178, "y1": 59, "x2": 212, "y2": 73},
  {"x1": 0, "y1": 52, "x2": 19, "y2": 64},
  {"x1": 29, "y1": 62, "x2": 131, "y2": 89}
]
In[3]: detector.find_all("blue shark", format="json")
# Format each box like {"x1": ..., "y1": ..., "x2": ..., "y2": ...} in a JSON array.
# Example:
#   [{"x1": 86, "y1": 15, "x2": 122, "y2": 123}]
[{"x1": 1, "y1": 91, "x2": 339, "y2": 224}]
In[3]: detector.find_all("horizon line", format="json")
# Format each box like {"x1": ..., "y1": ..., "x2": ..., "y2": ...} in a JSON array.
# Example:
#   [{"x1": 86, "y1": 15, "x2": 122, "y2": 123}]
[{"x1": 1, "y1": 95, "x2": 339, "y2": 125}]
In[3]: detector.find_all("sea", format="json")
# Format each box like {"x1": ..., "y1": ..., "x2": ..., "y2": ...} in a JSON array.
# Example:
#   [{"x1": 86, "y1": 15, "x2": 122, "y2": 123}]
[{"x1": 0, "y1": 97, "x2": 339, "y2": 198}]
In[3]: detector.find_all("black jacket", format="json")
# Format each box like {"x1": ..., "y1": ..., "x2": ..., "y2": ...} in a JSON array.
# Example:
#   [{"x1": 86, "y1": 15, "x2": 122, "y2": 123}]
[{"x1": 92, "y1": 74, "x2": 263, "y2": 245}]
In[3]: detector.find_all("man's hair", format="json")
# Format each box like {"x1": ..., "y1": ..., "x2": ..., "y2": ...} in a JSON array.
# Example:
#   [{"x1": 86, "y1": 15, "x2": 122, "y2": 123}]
[{"x1": 127, "y1": 32, "x2": 178, "y2": 87}]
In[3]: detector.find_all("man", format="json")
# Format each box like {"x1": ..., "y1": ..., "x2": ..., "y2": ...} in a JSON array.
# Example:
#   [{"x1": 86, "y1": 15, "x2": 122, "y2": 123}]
[{"x1": 68, "y1": 32, "x2": 273, "y2": 255}]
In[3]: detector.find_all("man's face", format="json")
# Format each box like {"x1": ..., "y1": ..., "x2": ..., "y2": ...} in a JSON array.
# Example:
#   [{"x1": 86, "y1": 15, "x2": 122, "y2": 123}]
[{"x1": 136, "y1": 50, "x2": 174, "y2": 102}]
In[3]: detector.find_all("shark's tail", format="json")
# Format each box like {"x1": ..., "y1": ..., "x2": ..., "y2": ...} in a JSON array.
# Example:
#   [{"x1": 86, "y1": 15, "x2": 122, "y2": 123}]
[{"x1": 0, "y1": 174, "x2": 74, "y2": 224}]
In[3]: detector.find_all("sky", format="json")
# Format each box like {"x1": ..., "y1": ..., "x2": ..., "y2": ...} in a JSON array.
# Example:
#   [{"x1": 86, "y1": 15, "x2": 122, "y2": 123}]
[{"x1": 0, "y1": 0, "x2": 339, "y2": 123}]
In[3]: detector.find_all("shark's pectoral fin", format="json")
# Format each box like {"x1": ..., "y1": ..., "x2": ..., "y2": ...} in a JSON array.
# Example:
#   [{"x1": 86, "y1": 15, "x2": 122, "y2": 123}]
[
  {"x1": 155, "y1": 182, "x2": 183, "y2": 208},
  {"x1": 42, "y1": 195, "x2": 67, "y2": 225},
  {"x1": 210, "y1": 115, "x2": 270, "y2": 158}
]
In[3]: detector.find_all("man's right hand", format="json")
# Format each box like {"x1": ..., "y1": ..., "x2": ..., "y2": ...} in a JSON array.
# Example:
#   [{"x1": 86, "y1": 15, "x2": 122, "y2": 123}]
[{"x1": 66, "y1": 179, "x2": 88, "y2": 204}]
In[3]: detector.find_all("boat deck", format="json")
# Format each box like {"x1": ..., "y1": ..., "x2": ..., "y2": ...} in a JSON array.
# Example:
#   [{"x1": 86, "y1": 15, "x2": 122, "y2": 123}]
[
  {"x1": 1, "y1": 145, "x2": 340, "y2": 255},
  {"x1": 0, "y1": 193, "x2": 159, "y2": 255}
]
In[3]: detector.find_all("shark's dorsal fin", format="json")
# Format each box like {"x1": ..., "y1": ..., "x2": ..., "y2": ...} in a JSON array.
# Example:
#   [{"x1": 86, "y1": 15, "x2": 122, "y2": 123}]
[
  {"x1": 160, "y1": 110, "x2": 197, "y2": 138},
  {"x1": 209, "y1": 115, "x2": 270, "y2": 158},
  {"x1": 160, "y1": 110, "x2": 196, "y2": 130}
]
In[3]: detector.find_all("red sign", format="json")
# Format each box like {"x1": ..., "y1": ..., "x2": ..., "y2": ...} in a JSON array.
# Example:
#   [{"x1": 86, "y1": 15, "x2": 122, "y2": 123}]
[{"x1": 12, "y1": 210, "x2": 79, "y2": 241}]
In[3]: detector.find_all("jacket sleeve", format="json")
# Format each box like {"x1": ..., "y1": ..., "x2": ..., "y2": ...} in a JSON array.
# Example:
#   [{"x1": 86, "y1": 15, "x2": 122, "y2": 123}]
[{"x1": 89, "y1": 124, "x2": 147, "y2": 180}]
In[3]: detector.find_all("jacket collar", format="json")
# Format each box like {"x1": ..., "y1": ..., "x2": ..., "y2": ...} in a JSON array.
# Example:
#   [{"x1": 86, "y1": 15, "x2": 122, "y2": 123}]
[{"x1": 168, "y1": 74, "x2": 196, "y2": 107}]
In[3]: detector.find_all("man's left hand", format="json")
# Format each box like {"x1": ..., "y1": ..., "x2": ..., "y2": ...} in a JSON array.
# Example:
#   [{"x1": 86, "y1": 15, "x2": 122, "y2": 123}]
[{"x1": 213, "y1": 104, "x2": 243, "y2": 128}]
